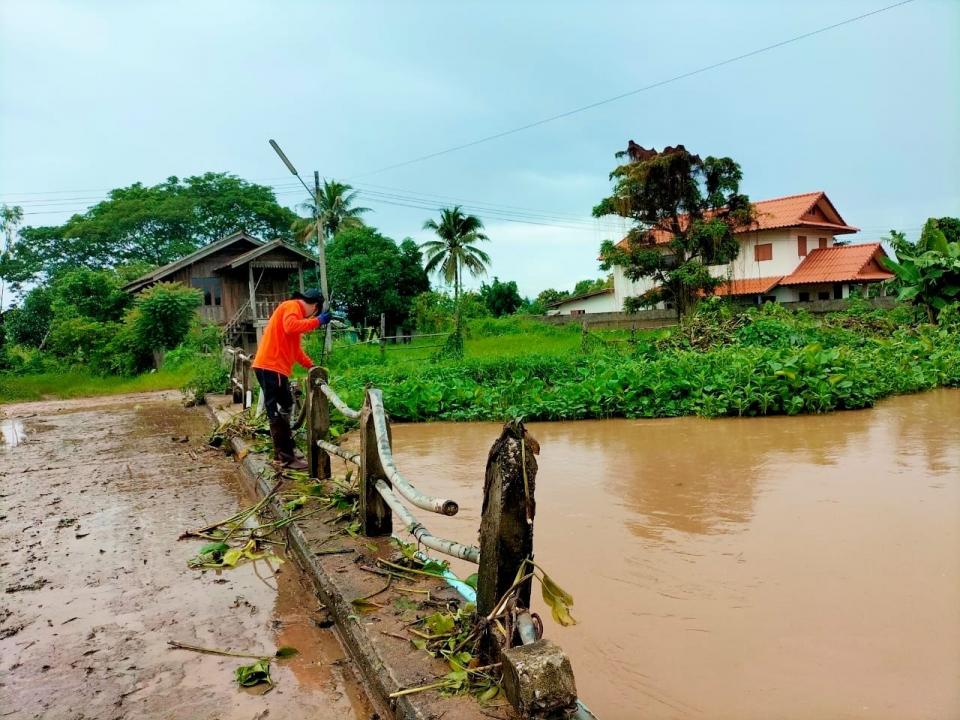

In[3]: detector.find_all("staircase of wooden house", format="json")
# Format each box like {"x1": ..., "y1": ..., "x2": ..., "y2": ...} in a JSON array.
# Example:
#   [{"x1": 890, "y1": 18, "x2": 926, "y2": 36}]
[{"x1": 223, "y1": 301, "x2": 252, "y2": 349}]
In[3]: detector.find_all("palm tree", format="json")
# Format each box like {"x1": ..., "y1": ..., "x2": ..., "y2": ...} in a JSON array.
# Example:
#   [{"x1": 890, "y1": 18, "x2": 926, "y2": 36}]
[
  {"x1": 293, "y1": 179, "x2": 370, "y2": 247},
  {"x1": 421, "y1": 207, "x2": 491, "y2": 300}
]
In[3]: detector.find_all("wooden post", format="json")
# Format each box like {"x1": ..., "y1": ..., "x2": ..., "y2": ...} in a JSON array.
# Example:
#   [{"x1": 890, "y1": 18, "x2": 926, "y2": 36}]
[
  {"x1": 248, "y1": 264, "x2": 256, "y2": 321},
  {"x1": 298, "y1": 264, "x2": 305, "y2": 293},
  {"x1": 477, "y1": 420, "x2": 538, "y2": 618},
  {"x1": 379, "y1": 313, "x2": 386, "y2": 361},
  {"x1": 359, "y1": 389, "x2": 392, "y2": 536},
  {"x1": 306, "y1": 366, "x2": 330, "y2": 480}
]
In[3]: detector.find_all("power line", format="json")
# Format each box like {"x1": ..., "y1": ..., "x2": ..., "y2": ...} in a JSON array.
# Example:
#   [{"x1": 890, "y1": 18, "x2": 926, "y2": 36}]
[{"x1": 350, "y1": 0, "x2": 917, "y2": 178}]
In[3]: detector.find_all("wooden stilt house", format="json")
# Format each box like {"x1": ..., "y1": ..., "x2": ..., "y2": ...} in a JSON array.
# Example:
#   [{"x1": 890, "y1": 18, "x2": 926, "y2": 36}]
[{"x1": 123, "y1": 231, "x2": 318, "y2": 350}]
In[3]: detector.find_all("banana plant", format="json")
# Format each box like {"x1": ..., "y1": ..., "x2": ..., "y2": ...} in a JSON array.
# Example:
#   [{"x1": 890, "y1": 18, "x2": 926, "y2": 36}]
[{"x1": 883, "y1": 223, "x2": 960, "y2": 323}]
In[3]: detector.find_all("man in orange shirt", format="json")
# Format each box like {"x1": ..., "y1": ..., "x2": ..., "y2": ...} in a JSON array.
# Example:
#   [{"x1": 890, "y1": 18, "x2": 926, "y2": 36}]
[{"x1": 252, "y1": 289, "x2": 331, "y2": 469}]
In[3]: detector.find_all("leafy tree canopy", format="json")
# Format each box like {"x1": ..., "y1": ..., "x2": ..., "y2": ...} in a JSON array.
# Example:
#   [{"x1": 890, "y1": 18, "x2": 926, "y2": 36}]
[
  {"x1": 327, "y1": 226, "x2": 430, "y2": 328},
  {"x1": 572, "y1": 276, "x2": 612, "y2": 297},
  {"x1": 2, "y1": 173, "x2": 297, "y2": 287},
  {"x1": 593, "y1": 142, "x2": 754, "y2": 317},
  {"x1": 479, "y1": 276, "x2": 522, "y2": 317}
]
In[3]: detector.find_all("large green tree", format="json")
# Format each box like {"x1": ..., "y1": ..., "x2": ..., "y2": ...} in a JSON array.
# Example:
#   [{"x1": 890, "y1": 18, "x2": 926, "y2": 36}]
[
  {"x1": 0, "y1": 204, "x2": 24, "y2": 308},
  {"x1": 421, "y1": 207, "x2": 491, "y2": 300},
  {"x1": 479, "y1": 277, "x2": 522, "y2": 317},
  {"x1": 594, "y1": 143, "x2": 754, "y2": 318},
  {"x1": 326, "y1": 226, "x2": 430, "y2": 328},
  {"x1": 572, "y1": 276, "x2": 612, "y2": 296},
  {"x1": 2, "y1": 173, "x2": 297, "y2": 286}
]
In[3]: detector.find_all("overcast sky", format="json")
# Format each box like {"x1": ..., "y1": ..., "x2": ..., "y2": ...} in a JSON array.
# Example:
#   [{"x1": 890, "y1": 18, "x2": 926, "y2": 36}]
[{"x1": 1, "y1": 0, "x2": 958, "y2": 299}]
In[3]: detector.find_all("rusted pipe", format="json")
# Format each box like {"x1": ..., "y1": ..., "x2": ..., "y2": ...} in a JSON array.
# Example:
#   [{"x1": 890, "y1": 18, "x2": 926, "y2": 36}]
[
  {"x1": 374, "y1": 480, "x2": 479, "y2": 564},
  {"x1": 367, "y1": 389, "x2": 459, "y2": 516}
]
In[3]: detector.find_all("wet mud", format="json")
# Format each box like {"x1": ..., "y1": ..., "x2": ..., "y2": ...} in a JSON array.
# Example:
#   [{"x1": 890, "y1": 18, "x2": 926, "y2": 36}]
[
  {"x1": 389, "y1": 389, "x2": 960, "y2": 720},
  {"x1": 1, "y1": 392, "x2": 373, "y2": 719}
]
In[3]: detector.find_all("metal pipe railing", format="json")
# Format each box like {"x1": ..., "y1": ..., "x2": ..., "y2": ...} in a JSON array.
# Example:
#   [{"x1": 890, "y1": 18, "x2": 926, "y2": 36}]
[
  {"x1": 374, "y1": 480, "x2": 479, "y2": 564},
  {"x1": 319, "y1": 383, "x2": 360, "y2": 419},
  {"x1": 317, "y1": 438, "x2": 359, "y2": 465},
  {"x1": 367, "y1": 389, "x2": 459, "y2": 517}
]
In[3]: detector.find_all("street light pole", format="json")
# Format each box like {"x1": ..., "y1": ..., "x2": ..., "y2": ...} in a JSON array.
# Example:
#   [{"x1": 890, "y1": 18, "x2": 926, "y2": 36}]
[{"x1": 269, "y1": 139, "x2": 332, "y2": 354}]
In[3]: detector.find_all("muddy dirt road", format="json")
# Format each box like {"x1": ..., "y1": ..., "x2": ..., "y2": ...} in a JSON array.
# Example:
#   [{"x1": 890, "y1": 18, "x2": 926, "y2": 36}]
[{"x1": 0, "y1": 392, "x2": 373, "y2": 720}]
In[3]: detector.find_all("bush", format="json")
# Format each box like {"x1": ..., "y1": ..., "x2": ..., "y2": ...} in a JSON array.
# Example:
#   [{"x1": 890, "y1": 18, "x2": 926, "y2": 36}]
[
  {"x1": 130, "y1": 282, "x2": 202, "y2": 364},
  {"x1": 181, "y1": 354, "x2": 229, "y2": 404},
  {"x1": 3, "y1": 286, "x2": 54, "y2": 347}
]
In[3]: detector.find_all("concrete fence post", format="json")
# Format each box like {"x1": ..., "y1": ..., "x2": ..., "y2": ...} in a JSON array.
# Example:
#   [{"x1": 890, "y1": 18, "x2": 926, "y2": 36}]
[
  {"x1": 477, "y1": 421, "x2": 579, "y2": 716},
  {"x1": 359, "y1": 388, "x2": 392, "y2": 536},
  {"x1": 241, "y1": 357, "x2": 252, "y2": 409},
  {"x1": 477, "y1": 419, "x2": 538, "y2": 618},
  {"x1": 306, "y1": 366, "x2": 330, "y2": 480}
]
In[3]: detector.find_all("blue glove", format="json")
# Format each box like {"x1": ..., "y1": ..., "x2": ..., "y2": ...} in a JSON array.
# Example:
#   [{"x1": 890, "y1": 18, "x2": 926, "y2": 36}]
[{"x1": 318, "y1": 310, "x2": 332, "y2": 325}]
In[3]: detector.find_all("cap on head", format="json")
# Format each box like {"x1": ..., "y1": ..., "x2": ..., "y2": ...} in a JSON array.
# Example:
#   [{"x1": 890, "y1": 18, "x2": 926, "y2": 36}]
[{"x1": 292, "y1": 288, "x2": 323, "y2": 304}]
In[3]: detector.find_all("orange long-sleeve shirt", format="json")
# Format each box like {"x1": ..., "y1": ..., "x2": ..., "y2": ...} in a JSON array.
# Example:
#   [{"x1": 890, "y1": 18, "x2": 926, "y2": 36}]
[{"x1": 252, "y1": 300, "x2": 321, "y2": 377}]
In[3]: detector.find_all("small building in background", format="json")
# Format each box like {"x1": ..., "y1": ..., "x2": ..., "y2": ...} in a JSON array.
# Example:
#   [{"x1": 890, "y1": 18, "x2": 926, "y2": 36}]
[
  {"x1": 546, "y1": 287, "x2": 617, "y2": 316},
  {"x1": 123, "y1": 231, "x2": 317, "y2": 350}
]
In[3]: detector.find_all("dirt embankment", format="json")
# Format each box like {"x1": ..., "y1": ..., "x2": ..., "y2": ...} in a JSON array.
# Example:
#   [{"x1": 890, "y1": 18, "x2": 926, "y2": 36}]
[{"x1": 1, "y1": 392, "x2": 373, "y2": 720}]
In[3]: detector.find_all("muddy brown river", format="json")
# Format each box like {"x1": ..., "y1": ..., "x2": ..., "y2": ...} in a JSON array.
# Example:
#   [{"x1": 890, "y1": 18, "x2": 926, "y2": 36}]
[{"x1": 391, "y1": 389, "x2": 960, "y2": 720}]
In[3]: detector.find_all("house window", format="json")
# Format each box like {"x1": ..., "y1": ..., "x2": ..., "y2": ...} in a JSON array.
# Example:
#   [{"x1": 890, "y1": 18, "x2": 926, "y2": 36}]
[
  {"x1": 754, "y1": 243, "x2": 773, "y2": 262},
  {"x1": 799, "y1": 291, "x2": 810, "y2": 302},
  {"x1": 819, "y1": 237, "x2": 828, "y2": 249},
  {"x1": 817, "y1": 291, "x2": 830, "y2": 301},
  {"x1": 191, "y1": 277, "x2": 222, "y2": 306},
  {"x1": 798, "y1": 236, "x2": 808, "y2": 257},
  {"x1": 570, "y1": 309, "x2": 585, "y2": 316},
  {"x1": 833, "y1": 283, "x2": 843, "y2": 300}
]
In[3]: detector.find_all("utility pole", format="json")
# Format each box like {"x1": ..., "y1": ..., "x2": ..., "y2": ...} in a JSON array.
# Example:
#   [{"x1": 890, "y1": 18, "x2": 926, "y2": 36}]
[
  {"x1": 314, "y1": 171, "x2": 332, "y2": 354},
  {"x1": 269, "y1": 139, "x2": 332, "y2": 355}
]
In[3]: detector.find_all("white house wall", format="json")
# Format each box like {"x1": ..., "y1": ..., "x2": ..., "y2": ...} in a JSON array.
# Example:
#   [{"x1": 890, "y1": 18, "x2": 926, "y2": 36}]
[
  {"x1": 711, "y1": 229, "x2": 836, "y2": 281},
  {"x1": 550, "y1": 292, "x2": 618, "y2": 315}
]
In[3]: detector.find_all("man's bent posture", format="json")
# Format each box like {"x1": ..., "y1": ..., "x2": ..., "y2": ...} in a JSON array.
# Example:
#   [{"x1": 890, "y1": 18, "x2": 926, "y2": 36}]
[{"x1": 252, "y1": 288, "x2": 331, "y2": 469}]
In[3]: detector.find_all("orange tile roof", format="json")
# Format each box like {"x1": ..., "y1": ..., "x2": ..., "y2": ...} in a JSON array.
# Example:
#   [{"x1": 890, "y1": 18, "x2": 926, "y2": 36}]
[
  {"x1": 780, "y1": 243, "x2": 894, "y2": 285},
  {"x1": 618, "y1": 191, "x2": 859, "y2": 248},
  {"x1": 712, "y1": 276, "x2": 783, "y2": 297}
]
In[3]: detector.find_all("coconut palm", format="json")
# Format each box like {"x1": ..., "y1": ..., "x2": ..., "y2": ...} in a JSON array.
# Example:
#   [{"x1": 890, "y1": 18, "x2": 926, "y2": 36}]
[
  {"x1": 293, "y1": 179, "x2": 370, "y2": 246},
  {"x1": 421, "y1": 207, "x2": 491, "y2": 300}
]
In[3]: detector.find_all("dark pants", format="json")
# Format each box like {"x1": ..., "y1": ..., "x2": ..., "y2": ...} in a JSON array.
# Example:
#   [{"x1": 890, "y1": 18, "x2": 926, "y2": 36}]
[{"x1": 255, "y1": 369, "x2": 293, "y2": 422}]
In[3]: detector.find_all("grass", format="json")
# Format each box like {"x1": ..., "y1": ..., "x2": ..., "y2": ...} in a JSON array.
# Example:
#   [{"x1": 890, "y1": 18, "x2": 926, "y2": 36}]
[
  {"x1": 299, "y1": 304, "x2": 960, "y2": 423},
  {"x1": 0, "y1": 366, "x2": 193, "y2": 404}
]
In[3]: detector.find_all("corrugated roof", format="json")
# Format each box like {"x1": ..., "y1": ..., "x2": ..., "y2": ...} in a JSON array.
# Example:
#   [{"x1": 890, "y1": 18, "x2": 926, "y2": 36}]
[
  {"x1": 618, "y1": 191, "x2": 859, "y2": 248},
  {"x1": 780, "y1": 243, "x2": 894, "y2": 285},
  {"x1": 546, "y1": 287, "x2": 613, "y2": 308},
  {"x1": 123, "y1": 231, "x2": 263, "y2": 292},
  {"x1": 713, "y1": 276, "x2": 783, "y2": 297},
  {"x1": 218, "y1": 238, "x2": 317, "y2": 269}
]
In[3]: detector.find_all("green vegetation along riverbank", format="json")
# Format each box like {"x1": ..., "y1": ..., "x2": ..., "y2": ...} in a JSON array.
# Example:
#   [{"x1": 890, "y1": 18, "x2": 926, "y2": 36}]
[{"x1": 309, "y1": 301, "x2": 960, "y2": 422}]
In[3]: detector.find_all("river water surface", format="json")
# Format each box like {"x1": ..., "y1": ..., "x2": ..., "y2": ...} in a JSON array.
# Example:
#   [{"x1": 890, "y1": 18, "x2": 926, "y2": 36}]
[{"x1": 390, "y1": 389, "x2": 960, "y2": 720}]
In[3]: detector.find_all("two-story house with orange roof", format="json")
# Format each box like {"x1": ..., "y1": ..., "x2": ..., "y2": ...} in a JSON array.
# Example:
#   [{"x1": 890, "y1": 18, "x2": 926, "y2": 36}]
[{"x1": 609, "y1": 191, "x2": 894, "y2": 310}]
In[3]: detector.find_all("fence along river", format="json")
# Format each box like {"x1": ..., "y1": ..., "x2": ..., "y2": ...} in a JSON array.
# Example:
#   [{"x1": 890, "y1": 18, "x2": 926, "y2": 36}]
[{"x1": 387, "y1": 389, "x2": 960, "y2": 720}]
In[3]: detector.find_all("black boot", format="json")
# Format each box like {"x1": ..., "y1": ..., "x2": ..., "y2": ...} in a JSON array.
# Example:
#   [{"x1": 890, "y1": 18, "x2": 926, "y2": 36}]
[{"x1": 269, "y1": 417, "x2": 307, "y2": 470}]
